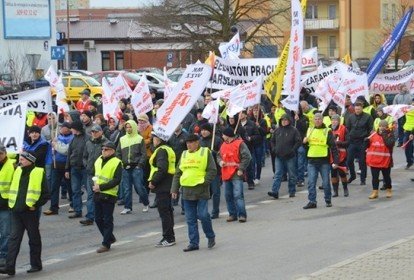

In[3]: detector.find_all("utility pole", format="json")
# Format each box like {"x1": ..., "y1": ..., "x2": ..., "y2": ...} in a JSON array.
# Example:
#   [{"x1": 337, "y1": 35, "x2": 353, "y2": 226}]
[{"x1": 67, "y1": 0, "x2": 71, "y2": 73}]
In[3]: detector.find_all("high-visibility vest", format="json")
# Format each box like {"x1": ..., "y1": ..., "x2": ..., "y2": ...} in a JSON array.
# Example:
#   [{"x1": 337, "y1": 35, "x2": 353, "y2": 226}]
[
  {"x1": 179, "y1": 147, "x2": 209, "y2": 187},
  {"x1": 403, "y1": 110, "x2": 414, "y2": 131},
  {"x1": 323, "y1": 116, "x2": 332, "y2": 127},
  {"x1": 219, "y1": 139, "x2": 243, "y2": 181},
  {"x1": 366, "y1": 133, "x2": 391, "y2": 168},
  {"x1": 304, "y1": 108, "x2": 317, "y2": 127},
  {"x1": 148, "y1": 145, "x2": 176, "y2": 181},
  {"x1": 9, "y1": 166, "x2": 43, "y2": 208},
  {"x1": 0, "y1": 158, "x2": 15, "y2": 200},
  {"x1": 331, "y1": 125, "x2": 347, "y2": 163},
  {"x1": 274, "y1": 108, "x2": 286, "y2": 125},
  {"x1": 307, "y1": 127, "x2": 330, "y2": 158},
  {"x1": 263, "y1": 115, "x2": 272, "y2": 139},
  {"x1": 363, "y1": 105, "x2": 374, "y2": 116},
  {"x1": 94, "y1": 156, "x2": 122, "y2": 197},
  {"x1": 374, "y1": 115, "x2": 393, "y2": 131},
  {"x1": 26, "y1": 111, "x2": 35, "y2": 127}
]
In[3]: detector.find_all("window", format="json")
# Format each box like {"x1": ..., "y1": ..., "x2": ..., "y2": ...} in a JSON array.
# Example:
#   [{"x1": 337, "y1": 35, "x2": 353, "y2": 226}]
[
  {"x1": 62, "y1": 78, "x2": 68, "y2": 87},
  {"x1": 306, "y1": 5, "x2": 318, "y2": 19},
  {"x1": 101, "y1": 51, "x2": 110, "y2": 71},
  {"x1": 329, "y1": 36, "x2": 337, "y2": 58},
  {"x1": 328, "y1": 5, "x2": 336, "y2": 19},
  {"x1": 70, "y1": 78, "x2": 87, "y2": 87},
  {"x1": 115, "y1": 51, "x2": 124, "y2": 70},
  {"x1": 305, "y1": 36, "x2": 318, "y2": 49},
  {"x1": 382, "y1": 3, "x2": 389, "y2": 20}
]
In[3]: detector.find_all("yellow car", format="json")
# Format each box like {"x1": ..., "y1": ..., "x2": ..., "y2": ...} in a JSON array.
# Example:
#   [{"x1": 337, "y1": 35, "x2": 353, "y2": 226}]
[{"x1": 52, "y1": 76, "x2": 103, "y2": 102}]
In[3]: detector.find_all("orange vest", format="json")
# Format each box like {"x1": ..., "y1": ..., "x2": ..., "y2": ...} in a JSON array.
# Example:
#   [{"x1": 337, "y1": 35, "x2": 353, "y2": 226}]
[
  {"x1": 366, "y1": 133, "x2": 391, "y2": 168},
  {"x1": 331, "y1": 125, "x2": 347, "y2": 163},
  {"x1": 220, "y1": 139, "x2": 243, "y2": 181}
]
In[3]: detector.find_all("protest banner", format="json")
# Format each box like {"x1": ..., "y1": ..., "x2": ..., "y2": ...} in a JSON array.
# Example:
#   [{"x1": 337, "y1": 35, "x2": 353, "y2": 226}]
[
  {"x1": 131, "y1": 74, "x2": 153, "y2": 116},
  {"x1": 382, "y1": 104, "x2": 414, "y2": 120},
  {"x1": 101, "y1": 78, "x2": 120, "y2": 119},
  {"x1": 202, "y1": 99, "x2": 220, "y2": 124},
  {"x1": 0, "y1": 87, "x2": 52, "y2": 113},
  {"x1": 44, "y1": 66, "x2": 70, "y2": 112},
  {"x1": 0, "y1": 102, "x2": 27, "y2": 153},
  {"x1": 111, "y1": 74, "x2": 132, "y2": 101},
  {"x1": 219, "y1": 32, "x2": 241, "y2": 60},
  {"x1": 241, "y1": 75, "x2": 263, "y2": 108},
  {"x1": 300, "y1": 63, "x2": 339, "y2": 95},
  {"x1": 370, "y1": 66, "x2": 414, "y2": 94}
]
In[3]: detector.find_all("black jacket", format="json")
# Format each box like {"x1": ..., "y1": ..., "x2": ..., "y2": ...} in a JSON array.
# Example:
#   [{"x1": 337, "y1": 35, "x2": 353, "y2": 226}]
[
  {"x1": 83, "y1": 136, "x2": 108, "y2": 175},
  {"x1": 271, "y1": 122, "x2": 302, "y2": 159},
  {"x1": 66, "y1": 132, "x2": 88, "y2": 171},
  {"x1": 168, "y1": 130, "x2": 189, "y2": 163},
  {"x1": 149, "y1": 147, "x2": 173, "y2": 194},
  {"x1": 200, "y1": 134, "x2": 223, "y2": 176},
  {"x1": 346, "y1": 112, "x2": 373, "y2": 142},
  {"x1": 241, "y1": 119, "x2": 263, "y2": 148}
]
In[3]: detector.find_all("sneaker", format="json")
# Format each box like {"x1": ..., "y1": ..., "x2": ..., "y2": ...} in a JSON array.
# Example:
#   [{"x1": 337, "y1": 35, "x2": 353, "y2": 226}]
[
  {"x1": 183, "y1": 245, "x2": 199, "y2": 252},
  {"x1": 79, "y1": 219, "x2": 94, "y2": 226},
  {"x1": 303, "y1": 202, "x2": 317, "y2": 209},
  {"x1": 289, "y1": 193, "x2": 295, "y2": 198},
  {"x1": 406, "y1": 163, "x2": 413, "y2": 170},
  {"x1": 248, "y1": 184, "x2": 255, "y2": 190},
  {"x1": 43, "y1": 209, "x2": 58, "y2": 215},
  {"x1": 267, "y1": 191, "x2": 278, "y2": 199},
  {"x1": 348, "y1": 176, "x2": 356, "y2": 184},
  {"x1": 253, "y1": 179, "x2": 260, "y2": 185},
  {"x1": 211, "y1": 214, "x2": 219, "y2": 219},
  {"x1": 238, "y1": 216, "x2": 247, "y2": 223},
  {"x1": 68, "y1": 207, "x2": 75, "y2": 213},
  {"x1": 120, "y1": 208, "x2": 132, "y2": 215},
  {"x1": 68, "y1": 213, "x2": 82, "y2": 219},
  {"x1": 96, "y1": 246, "x2": 110, "y2": 253},
  {"x1": 142, "y1": 205, "x2": 149, "y2": 213},
  {"x1": 155, "y1": 239, "x2": 176, "y2": 247},
  {"x1": 326, "y1": 201, "x2": 332, "y2": 207},
  {"x1": 226, "y1": 216, "x2": 237, "y2": 222},
  {"x1": 360, "y1": 181, "x2": 366, "y2": 186},
  {"x1": 357, "y1": 170, "x2": 361, "y2": 175},
  {"x1": 208, "y1": 237, "x2": 216, "y2": 249},
  {"x1": 297, "y1": 181, "x2": 305, "y2": 188}
]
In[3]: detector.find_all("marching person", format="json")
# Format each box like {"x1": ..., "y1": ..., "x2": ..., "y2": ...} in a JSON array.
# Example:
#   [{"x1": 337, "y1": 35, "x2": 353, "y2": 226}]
[
  {"x1": 330, "y1": 115, "x2": 349, "y2": 197},
  {"x1": 0, "y1": 152, "x2": 49, "y2": 276},
  {"x1": 92, "y1": 142, "x2": 122, "y2": 253},
  {"x1": 218, "y1": 128, "x2": 251, "y2": 222},
  {"x1": 402, "y1": 97, "x2": 414, "y2": 169},
  {"x1": 148, "y1": 133, "x2": 176, "y2": 247},
  {"x1": 0, "y1": 144, "x2": 14, "y2": 269},
  {"x1": 366, "y1": 120, "x2": 395, "y2": 199},
  {"x1": 171, "y1": 134, "x2": 217, "y2": 252},
  {"x1": 303, "y1": 113, "x2": 339, "y2": 209}
]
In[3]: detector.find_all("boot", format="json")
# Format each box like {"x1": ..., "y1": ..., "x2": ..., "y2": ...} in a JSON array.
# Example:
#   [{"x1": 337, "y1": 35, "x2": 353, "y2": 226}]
[
  {"x1": 332, "y1": 184, "x2": 339, "y2": 197},
  {"x1": 386, "y1": 188, "x2": 393, "y2": 198},
  {"x1": 343, "y1": 186, "x2": 349, "y2": 197},
  {"x1": 369, "y1": 190, "x2": 379, "y2": 199}
]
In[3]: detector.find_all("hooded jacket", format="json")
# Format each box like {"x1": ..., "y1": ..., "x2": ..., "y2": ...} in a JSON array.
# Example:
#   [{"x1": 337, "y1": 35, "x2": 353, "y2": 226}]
[
  {"x1": 270, "y1": 114, "x2": 302, "y2": 159},
  {"x1": 116, "y1": 120, "x2": 147, "y2": 168}
]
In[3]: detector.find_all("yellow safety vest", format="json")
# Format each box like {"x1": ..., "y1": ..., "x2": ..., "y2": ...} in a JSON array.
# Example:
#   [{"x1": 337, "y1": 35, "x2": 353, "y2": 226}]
[
  {"x1": 304, "y1": 108, "x2": 317, "y2": 127},
  {"x1": 264, "y1": 115, "x2": 272, "y2": 139},
  {"x1": 374, "y1": 115, "x2": 394, "y2": 131},
  {"x1": 274, "y1": 108, "x2": 286, "y2": 124},
  {"x1": 179, "y1": 147, "x2": 209, "y2": 187},
  {"x1": 26, "y1": 111, "x2": 35, "y2": 127},
  {"x1": 403, "y1": 110, "x2": 414, "y2": 131},
  {"x1": 9, "y1": 166, "x2": 43, "y2": 208},
  {"x1": 363, "y1": 105, "x2": 374, "y2": 116},
  {"x1": 148, "y1": 145, "x2": 176, "y2": 181},
  {"x1": 323, "y1": 116, "x2": 332, "y2": 127},
  {"x1": 0, "y1": 158, "x2": 15, "y2": 199},
  {"x1": 94, "y1": 156, "x2": 122, "y2": 197},
  {"x1": 307, "y1": 127, "x2": 330, "y2": 158}
]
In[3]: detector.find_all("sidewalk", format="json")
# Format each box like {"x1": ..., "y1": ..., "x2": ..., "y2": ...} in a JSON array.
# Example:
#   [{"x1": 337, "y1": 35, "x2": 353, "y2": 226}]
[{"x1": 298, "y1": 235, "x2": 414, "y2": 280}]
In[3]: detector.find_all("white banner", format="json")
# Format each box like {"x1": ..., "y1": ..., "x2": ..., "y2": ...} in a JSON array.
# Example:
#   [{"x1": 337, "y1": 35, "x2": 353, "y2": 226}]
[
  {"x1": 219, "y1": 32, "x2": 241, "y2": 60},
  {"x1": 102, "y1": 78, "x2": 120, "y2": 119},
  {"x1": 382, "y1": 104, "x2": 414, "y2": 120},
  {"x1": 370, "y1": 66, "x2": 414, "y2": 95},
  {"x1": 301, "y1": 63, "x2": 339, "y2": 96},
  {"x1": 202, "y1": 99, "x2": 220, "y2": 124},
  {"x1": 44, "y1": 66, "x2": 70, "y2": 113},
  {"x1": 111, "y1": 74, "x2": 132, "y2": 101},
  {"x1": 227, "y1": 89, "x2": 247, "y2": 117},
  {"x1": 302, "y1": 47, "x2": 318, "y2": 72},
  {"x1": 153, "y1": 64, "x2": 212, "y2": 141},
  {"x1": 211, "y1": 87, "x2": 236, "y2": 100},
  {"x1": 281, "y1": 0, "x2": 304, "y2": 112},
  {"x1": 313, "y1": 72, "x2": 346, "y2": 112},
  {"x1": 241, "y1": 75, "x2": 263, "y2": 108},
  {"x1": 131, "y1": 74, "x2": 153, "y2": 116},
  {"x1": 0, "y1": 87, "x2": 52, "y2": 113},
  {"x1": 0, "y1": 102, "x2": 27, "y2": 153},
  {"x1": 337, "y1": 63, "x2": 369, "y2": 103}
]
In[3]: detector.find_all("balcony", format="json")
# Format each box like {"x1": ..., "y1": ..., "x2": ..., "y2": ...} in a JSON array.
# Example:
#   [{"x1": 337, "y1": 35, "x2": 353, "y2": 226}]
[{"x1": 304, "y1": 18, "x2": 339, "y2": 30}]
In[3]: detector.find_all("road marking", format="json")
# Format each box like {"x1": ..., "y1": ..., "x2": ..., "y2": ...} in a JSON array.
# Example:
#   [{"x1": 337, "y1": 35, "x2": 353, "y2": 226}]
[
  {"x1": 77, "y1": 249, "x2": 96, "y2": 256},
  {"x1": 173, "y1": 225, "x2": 185, "y2": 230},
  {"x1": 111, "y1": 240, "x2": 133, "y2": 247},
  {"x1": 43, "y1": 258, "x2": 65, "y2": 265},
  {"x1": 136, "y1": 232, "x2": 160, "y2": 238},
  {"x1": 245, "y1": 204, "x2": 257, "y2": 210}
]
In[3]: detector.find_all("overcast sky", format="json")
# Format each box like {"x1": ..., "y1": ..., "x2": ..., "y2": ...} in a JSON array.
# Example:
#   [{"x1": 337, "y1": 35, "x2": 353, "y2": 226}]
[{"x1": 90, "y1": 0, "x2": 160, "y2": 8}]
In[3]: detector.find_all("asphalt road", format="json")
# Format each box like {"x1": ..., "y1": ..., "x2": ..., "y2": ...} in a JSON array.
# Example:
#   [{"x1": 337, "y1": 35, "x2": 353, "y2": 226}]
[{"x1": 7, "y1": 147, "x2": 414, "y2": 280}]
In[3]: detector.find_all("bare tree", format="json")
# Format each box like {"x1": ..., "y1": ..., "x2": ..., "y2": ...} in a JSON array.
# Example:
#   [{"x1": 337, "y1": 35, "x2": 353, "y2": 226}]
[
  {"x1": 0, "y1": 47, "x2": 32, "y2": 85},
  {"x1": 139, "y1": 0, "x2": 290, "y2": 59}
]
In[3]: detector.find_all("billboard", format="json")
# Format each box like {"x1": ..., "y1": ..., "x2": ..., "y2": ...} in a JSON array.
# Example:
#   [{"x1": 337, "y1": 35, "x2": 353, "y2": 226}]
[{"x1": 2, "y1": 0, "x2": 51, "y2": 39}]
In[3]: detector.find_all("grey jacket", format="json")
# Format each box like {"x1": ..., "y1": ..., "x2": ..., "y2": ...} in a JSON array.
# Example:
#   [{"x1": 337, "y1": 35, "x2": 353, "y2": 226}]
[{"x1": 83, "y1": 135, "x2": 108, "y2": 175}]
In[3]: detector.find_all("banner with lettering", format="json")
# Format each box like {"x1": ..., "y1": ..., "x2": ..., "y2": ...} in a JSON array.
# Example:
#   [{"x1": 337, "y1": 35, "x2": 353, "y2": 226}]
[
  {"x1": 313, "y1": 72, "x2": 346, "y2": 112},
  {"x1": 227, "y1": 89, "x2": 246, "y2": 117},
  {"x1": 241, "y1": 75, "x2": 263, "y2": 108},
  {"x1": 202, "y1": 99, "x2": 220, "y2": 124},
  {"x1": 111, "y1": 74, "x2": 132, "y2": 101},
  {"x1": 153, "y1": 64, "x2": 212, "y2": 141},
  {"x1": 101, "y1": 78, "x2": 120, "y2": 119},
  {"x1": 44, "y1": 66, "x2": 70, "y2": 113},
  {"x1": 382, "y1": 104, "x2": 414, "y2": 120},
  {"x1": 219, "y1": 32, "x2": 241, "y2": 60},
  {"x1": 0, "y1": 87, "x2": 52, "y2": 113},
  {"x1": 370, "y1": 66, "x2": 414, "y2": 94},
  {"x1": 131, "y1": 74, "x2": 153, "y2": 116},
  {"x1": 0, "y1": 102, "x2": 27, "y2": 153},
  {"x1": 300, "y1": 63, "x2": 339, "y2": 96},
  {"x1": 281, "y1": 0, "x2": 304, "y2": 112}
]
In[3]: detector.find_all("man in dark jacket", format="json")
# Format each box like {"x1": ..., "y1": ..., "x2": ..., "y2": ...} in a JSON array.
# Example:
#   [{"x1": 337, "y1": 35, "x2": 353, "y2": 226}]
[
  {"x1": 81, "y1": 125, "x2": 108, "y2": 225},
  {"x1": 346, "y1": 102, "x2": 373, "y2": 185},
  {"x1": 65, "y1": 121, "x2": 88, "y2": 219},
  {"x1": 149, "y1": 133, "x2": 176, "y2": 247},
  {"x1": 268, "y1": 114, "x2": 301, "y2": 199},
  {"x1": 0, "y1": 152, "x2": 49, "y2": 276}
]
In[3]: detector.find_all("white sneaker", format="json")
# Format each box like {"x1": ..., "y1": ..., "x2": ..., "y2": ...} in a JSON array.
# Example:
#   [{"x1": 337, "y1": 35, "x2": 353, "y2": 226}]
[
  {"x1": 120, "y1": 208, "x2": 131, "y2": 215},
  {"x1": 142, "y1": 205, "x2": 149, "y2": 213},
  {"x1": 254, "y1": 179, "x2": 260, "y2": 185}
]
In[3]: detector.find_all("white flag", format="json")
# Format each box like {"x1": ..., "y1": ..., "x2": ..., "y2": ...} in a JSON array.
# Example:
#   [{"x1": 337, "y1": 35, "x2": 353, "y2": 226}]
[
  {"x1": 202, "y1": 99, "x2": 220, "y2": 124},
  {"x1": 219, "y1": 32, "x2": 241, "y2": 60},
  {"x1": 0, "y1": 102, "x2": 28, "y2": 153},
  {"x1": 101, "y1": 78, "x2": 120, "y2": 119},
  {"x1": 44, "y1": 66, "x2": 70, "y2": 112},
  {"x1": 211, "y1": 87, "x2": 237, "y2": 100},
  {"x1": 111, "y1": 74, "x2": 132, "y2": 101},
  {"x1": 227, "y1": 89, "x2": 246, "y2": 117},
  {"x1": 383, "y1": 104, "x2": 414, "y2": 120},
  {"x1": 242, "y1": 75, "x2": 263, "y2": 108},
  {"x1": 131, "y1": 74, "x2": 154, "y2": 116}
]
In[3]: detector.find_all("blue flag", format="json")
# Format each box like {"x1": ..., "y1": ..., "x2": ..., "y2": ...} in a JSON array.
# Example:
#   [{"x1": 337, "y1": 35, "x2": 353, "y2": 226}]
[{"x1": 367, "y1": 7, "x2": 413, "y2": 85}]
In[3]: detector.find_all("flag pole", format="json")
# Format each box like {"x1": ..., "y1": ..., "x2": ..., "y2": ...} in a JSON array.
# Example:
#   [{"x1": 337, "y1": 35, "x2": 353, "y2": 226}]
[{"x1": 234, "y1": 111, "x2": 242, "y2": 134}]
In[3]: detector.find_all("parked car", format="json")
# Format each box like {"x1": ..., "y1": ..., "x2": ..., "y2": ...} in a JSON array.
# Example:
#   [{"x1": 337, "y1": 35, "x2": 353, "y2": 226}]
[
  {"x1": 136, "y1": 72, "x2": 177, "y2": 97},
  {"x1": 403, "y1": 59, "x2": 414, "y2": 69},
  {"x1": 54, "y1": 76, "x2": 103, "y2": 101},
  {"x1": 354, "y1": 58, "x2": 371, "y2": 72},
  {"x1": 90, "y1": 71, "x2": 141, "y2": 90},
  {"x1": 385, "y1": 58, "x2": 404, "y2": 72},
  {"x1": 61, "y1": 69, "x2": 93, "y2": 76},
  {"x1": 167, "y1": 68, "x2": 185, "y2": 82},
  {"x1": 134, "y1": 67, "x2": 163, "y2": 75},
  {"x1": 20, "y1": 78, "x2": 50, "y2": 90}
]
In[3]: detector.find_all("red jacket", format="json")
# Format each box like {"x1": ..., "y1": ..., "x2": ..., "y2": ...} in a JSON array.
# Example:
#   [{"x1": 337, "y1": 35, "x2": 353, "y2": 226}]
[
  {"x1": 219, "y1": 139, "x2": 243, "y2": 181},
  {"x1": 366, "y1": 133, "x2": 392, "y2": 168},
  {"x1": 331, "y1": 124, "x2": 347, "y2": 163}
]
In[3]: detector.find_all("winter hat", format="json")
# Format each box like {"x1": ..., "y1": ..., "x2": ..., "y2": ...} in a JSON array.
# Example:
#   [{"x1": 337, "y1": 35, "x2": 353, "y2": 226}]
[
  {"x1": 81, "y1": 110, "x2": 93, "y2": 119},
  {"x1": 91, "y1": 124, "x2": 103, "y2": 132},
  {"x1": 61, "y1": 122, "x2": 71, "y2": 129},
  {"x1": 20, "y1": 151, "x2": 36, "y2": 164},
  {"x1": 102, "y1": 141, "x2": 116, "y2": 150},
  {"x1": 222, "y1": 127, "x2": 235, "y2": 138},
  {"x1": 70, "y1": 121, "x2": 83, "y2": 132},
  {"x1": 28, "y1": 126, "x2": 41, "y2": 134},
  {"x1": 200, "y1": 123, "x2": 213, "y2": 133},
  {"x1": 185, "y1": 134, "x2": 200, "y2": 142}
]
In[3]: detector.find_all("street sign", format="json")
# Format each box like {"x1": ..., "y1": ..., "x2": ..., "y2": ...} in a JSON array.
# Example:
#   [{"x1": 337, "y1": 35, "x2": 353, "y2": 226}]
[
  {"x1": 167, "y1": 52, "x2": 173, "y2": 63},
  {"x1": 51, "y1": 46, "x2": 66, "y2": 60}
]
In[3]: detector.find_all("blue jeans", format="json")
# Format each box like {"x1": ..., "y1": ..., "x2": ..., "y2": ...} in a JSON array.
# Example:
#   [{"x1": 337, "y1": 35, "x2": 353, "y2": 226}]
[
  {"x1": 71, "y1": 168, "x2": 86, "y2": 215},
  {"x1": 296, "y1": 146, "x2": 307, "y2": 182},
  {"x1": 183, "y1": 199, "x2": 215, "y2": 247},
  {"x1": 94, "y1": 200, "x2": 116, "y2": 248},
  {"x1": 86, "y1": 174, "x2": 95, "y2": 221},
  {"x1": 210, "y1": 174, "x2": 221, "y2": 217},
  {"x1": 307, "y1": 162, "x2": 331, "y2": 204},
  {"x1": 0, "y1": 210, "x2": 11, "y2": 260},
  {"x1": 347, "y1": 142, "x2": 367, "y2": 181},
  {"x1": 403, "y1": 132, "x2": 413, "y2": 165},
  {"x1": 122, "y1": 168, "x2": 149, "y2": 210},
  {"x1": 224, "y1": 179, "x2": 247, "y2": 218},
  {"x1": 272, "y1": 156, "x2": 297, "y2": 195}
]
